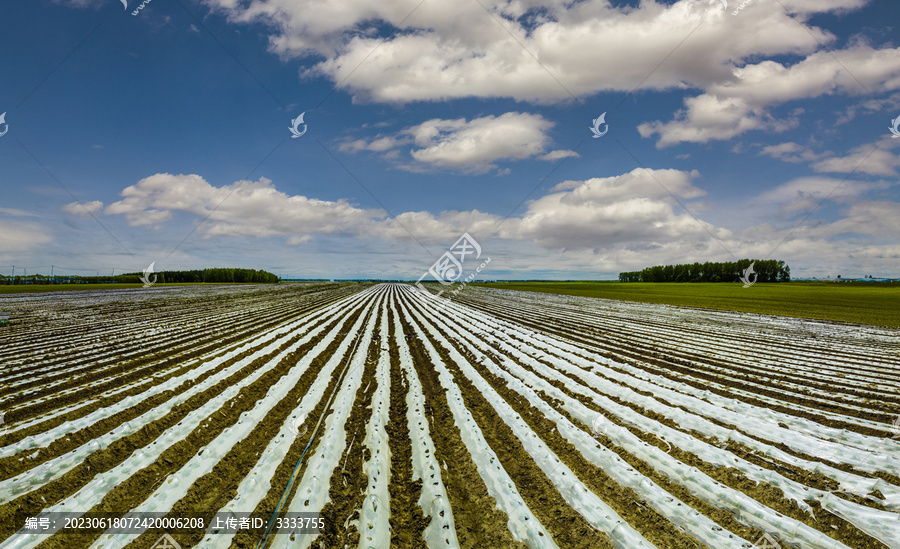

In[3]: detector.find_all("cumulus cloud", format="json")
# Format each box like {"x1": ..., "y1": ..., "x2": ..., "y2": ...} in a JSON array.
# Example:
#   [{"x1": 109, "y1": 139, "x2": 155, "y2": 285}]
[
  {"x1": 811, "y1": 140, "x2": 899, "y2": 176},
  {"x1": 815, "y1": 200, "x2": 900, "y2": 238},
  {"x1": 757, "y1": 139, "x2": 899, "y2": 175},
  {"x1": 638, "y1": 95, "x2": 797, "y2": 146},
  {"x1": 340, "y1": 112, "x2": 562, "y2": 172},
  {"x1": 407, "y1": 113, "x2": 553, "y2": 172},
  {"x1": 62, "y1": 200, "x2": 105, "y2": 217},
  {"x1": 499, "y1": 168, "x2": 716, "y2": 249},
  {"x1": 538, "y1": 150, "x2": 580, "y2": 161},
  {"x1": 640, "y1": 45, "x2": 900, "y2": 146},
  {"x1": 201, "y1": 0, "x2": 869, "y2": 104},
  {"x1": 88, "y1": 166, "x2": 899, "y2": 276},
  {"x1": 102, "y1": 174, "x2": 501, "y2": 246},
  {"x1": 759, "y1": 142, "x2": 828, "y2": 164},
  {"x1": 196, "y1": 0, "x2": 900, "y2": 152},
  {"x1": 104, "y1": 173, "x2": 390, "y2": 241},
  {"x1": 96, "y1": 168, "x2": 720, "y2": 253}
]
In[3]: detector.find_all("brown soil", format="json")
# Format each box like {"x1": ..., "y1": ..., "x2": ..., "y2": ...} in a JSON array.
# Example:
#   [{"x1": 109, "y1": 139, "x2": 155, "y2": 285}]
[
  {"x1": 229, "y1": 301, "x2": 375, "y2": 549},
  {"x1": 458, "y1": 294, "x2": 899, "y2": 424},
  {"x1": 1, "y1": 285, "x2": 354, "y2": 427},
  {"x1": 0, "y1": 321, "x2": 322, "y2": 545},
  {"x1": 126, "y1": 307, "x2": 360, "y2": 549},
  {"x1": 400, "y1": 312, "x2": 528, "y2": 549},
  {"x1": 417, "y1": 304, "x2": 696, "y2": 548},
  {"x1": 385, "y1": 307, "x2": 429, "y2": 547},
  {"x1": 308, "y1": 310, "x2": 380, "y2": 549},
  {"x1": 533, "y1": 355, "x2": 887, "y2": 549}
]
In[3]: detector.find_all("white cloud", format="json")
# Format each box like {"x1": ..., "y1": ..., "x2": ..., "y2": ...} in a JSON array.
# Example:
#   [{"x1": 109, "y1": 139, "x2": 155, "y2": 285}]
[
  {"x1": 0, "y1": 207, "x2": 39, "y2": 217},
  {"x1": 0, "y1": 219, "x2": 53, "y2": 252},
  {"x1": 815, "y1": 200, "x2": 900, "y2": 238},
  {"x1": 834, "y1": 93, "x2": 900, "y2": 125},
  {"x1": 755, "y1": 175, "x2": 891, "y2": 213},
  {"x1": 759, "y1": 142, "x2": 828, "y2": 163},
  {"x1": 97, "y1": 168, "x2": 718, "y2": 253},
  {"x1": 342, "y1": 112, "x2": 561, "y2": 173},
  {"x1": 501, "y1": 168, "x2": 715, "y2": 249},
  {"x1": 81, "y1": 166, "x2": 900, "y2": 277},
  {"x1": 812, "y1": 140, "x2": 899, "y2": 176},
  {"x1": 538, "y1": 149, "x2": 580, "y2": 161},
  {"x1": 407, "y1": 113, "x2": 553, "y2": 172},
  {"x1": 62, "y1": 200, "x2": 105, "y2": 217},
  {"x1": 202, "y1": 0, "x2": 868, "y2": 104},
  {"x1": 757, "y1": 139, "x2": 899, "y2": 175},
  {"x1": 104, "y1": 173, "x2": 389, "y2": 240},
  {"x1": 339, "y1": 135, "x2": 406, "y2": 154},
  {"x1": 198, "y1": 0, "x2": 900, "y2": 154},
  {"x1": 638, "y1": 94, "x2": 794, "y2": 147},
  {"x1": 640, "y1": 45, "x2": 900, "y2": 146}
]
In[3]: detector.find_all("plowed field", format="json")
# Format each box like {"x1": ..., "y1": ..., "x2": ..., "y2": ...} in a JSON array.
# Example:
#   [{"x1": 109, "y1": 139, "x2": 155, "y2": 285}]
[{"x1": 1, "y1": 283, "x2": 898, "y2": 548}]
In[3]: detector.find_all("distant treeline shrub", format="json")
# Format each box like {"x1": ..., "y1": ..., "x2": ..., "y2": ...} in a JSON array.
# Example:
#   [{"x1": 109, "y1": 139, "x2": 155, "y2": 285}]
[
  {"x1": 619, "y1": 260, "x2": 790, "y2": 283},
  {"x1": 0, "y1": 268, "x2": 279, "y2": 285}
]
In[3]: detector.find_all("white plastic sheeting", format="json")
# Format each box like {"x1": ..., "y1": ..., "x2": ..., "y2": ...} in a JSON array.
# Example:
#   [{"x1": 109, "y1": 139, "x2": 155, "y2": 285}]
[
  {"x1": 390, "y1": 298, "x2": 460, "y2": 549},
  {"x1": 0, "y1": 291, "x2": 373, "y2": 549},
  {"x1": 404, "y1": 295, "x2": 656, "y2": 549},
  {"x1": 268, "y1": 291, "x2": 384, "y2": 549},
  {"x1": 398, "y1": 299, "x2": 559, "y2": 549},
  {"x1": 0, "y1": 290, "x2": 370, "y2": 507},
  {"x1": 89, "y1": 292, "x2": 379, "y2": 549},
  {"x1": 416, "y1": 289, "x2": 861, "y2": 549},
  {"x1": 194, "y1": 289, "x2": 378, "y2": 549},
  {"x1": 358, "y1": 301, "x2": 392, "y2": 549},
  {"x1": 448, "y1": 302, "x2": 900, "y2": 508},
  {"x1": 407, "y1": 287, "x2": 751, "y2": 549}
]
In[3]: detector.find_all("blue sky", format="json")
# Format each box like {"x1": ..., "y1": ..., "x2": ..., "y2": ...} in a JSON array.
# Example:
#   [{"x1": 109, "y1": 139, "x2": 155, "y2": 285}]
[{"x1": 1, "y1": 0, "x2": 898, "y2": 280}]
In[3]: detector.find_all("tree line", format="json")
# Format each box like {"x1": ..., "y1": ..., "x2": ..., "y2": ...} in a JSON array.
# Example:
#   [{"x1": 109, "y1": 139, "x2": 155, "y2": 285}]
[
  {"x1": 619, "y1": 260, "x2": 790, "y2": 283},
  {"x1": 0, "y1": 268, "x2": 279, "y2": 285}
]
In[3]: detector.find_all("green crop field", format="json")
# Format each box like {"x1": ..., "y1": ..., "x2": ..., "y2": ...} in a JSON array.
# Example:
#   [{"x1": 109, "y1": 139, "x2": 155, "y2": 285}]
[{"x1": 475, "y1": 281, "x2": 900, "y2": 328}]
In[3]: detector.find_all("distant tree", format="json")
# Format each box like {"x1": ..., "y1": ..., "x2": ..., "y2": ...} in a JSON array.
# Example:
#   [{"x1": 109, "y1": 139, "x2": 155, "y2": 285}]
[
  {"x1": 619, "y1": 259, "x2": 790, "y2": 283},
  {"x1": 0, "y1": 268, "x2": 279, "y2": 285}
]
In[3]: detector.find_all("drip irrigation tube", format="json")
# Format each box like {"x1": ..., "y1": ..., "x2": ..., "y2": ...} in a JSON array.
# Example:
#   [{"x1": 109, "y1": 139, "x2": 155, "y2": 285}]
[{"x1": 255, "y1": 308, "x2": 372, "y2": 549}]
